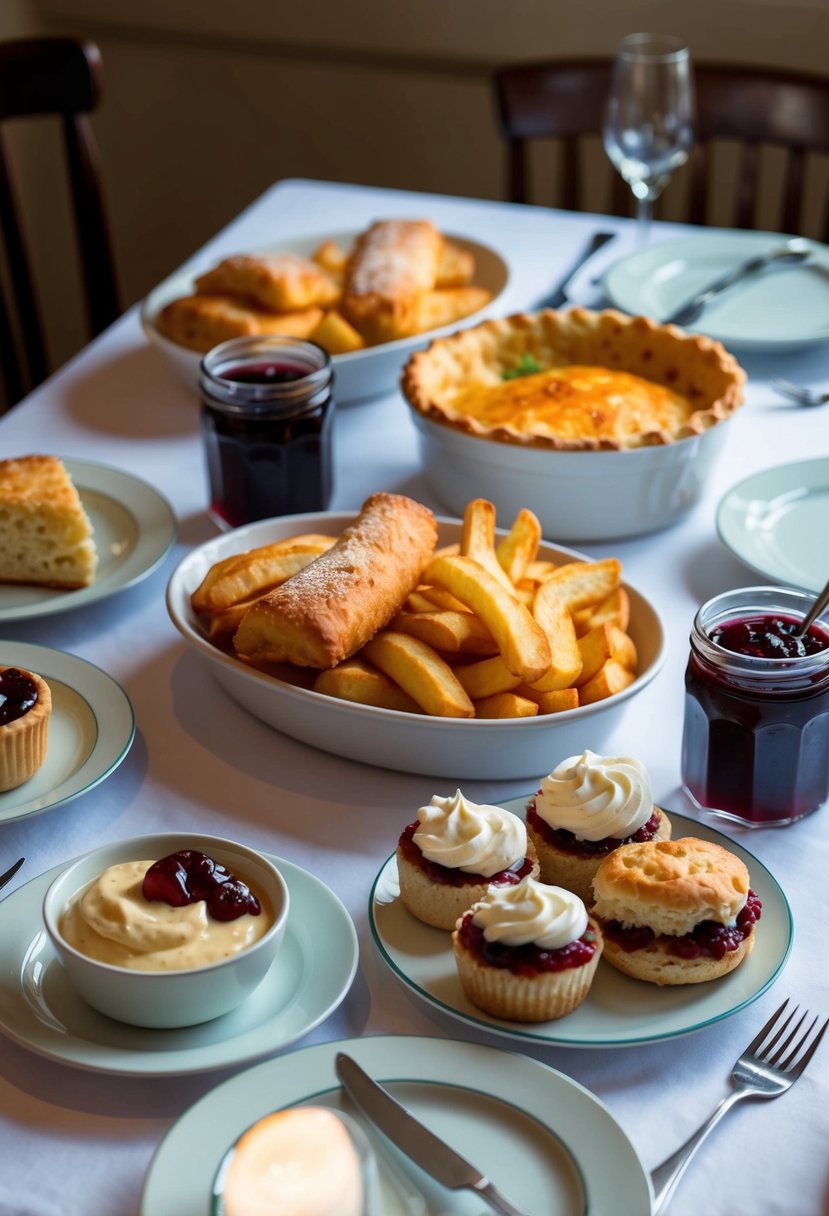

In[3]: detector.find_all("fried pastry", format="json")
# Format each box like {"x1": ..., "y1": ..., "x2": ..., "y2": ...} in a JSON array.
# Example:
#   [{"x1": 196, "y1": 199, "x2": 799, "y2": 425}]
[
  {"x1": 341, "y1": 219, "x2": 444, "y2": 344},
  {"x1": 233, "y1": 492, "x2": 438, "y2": 668},
  {"x1": 194, "y1": 253, "x2": 340, "y2": 311},
  {"x1": 436, "y1": 239, "x2": 476, "y2": 288},
  {"x1": 156, "y1": 295, "x2": 324, "y2": 353},
  {"x1": 0, "y1": 455, "x2": 97, "y2": 589}
]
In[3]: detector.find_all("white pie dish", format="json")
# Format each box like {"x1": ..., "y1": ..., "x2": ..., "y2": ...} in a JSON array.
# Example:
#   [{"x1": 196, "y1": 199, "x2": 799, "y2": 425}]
[
  {"x1": 42, "y1": 833, "x2": 289, "y2": 1029},
  {"x1": 165, "y1": 511, "x2": 667, "y2": 780},
  {"x1": 140, "y1": 230, "x2": 509, "y2": 405}
]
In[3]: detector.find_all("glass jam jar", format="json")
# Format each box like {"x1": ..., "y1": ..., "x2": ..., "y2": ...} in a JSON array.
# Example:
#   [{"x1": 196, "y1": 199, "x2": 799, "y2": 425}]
[
  {"x1": 681, "y1": 586, "x2": 829, "y2": 827},
  {"x1": 199, "y1": 336, "x2": 334, "y2": 530}
]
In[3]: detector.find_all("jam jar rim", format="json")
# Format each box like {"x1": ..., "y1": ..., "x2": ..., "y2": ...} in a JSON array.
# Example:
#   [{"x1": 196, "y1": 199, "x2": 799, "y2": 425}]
[
  {"x1": 691, "y1": 585, "x2": 829, "y2": 680},
  {"x1": 200, "y1": 336, "x2": 332, "y2": 415}
]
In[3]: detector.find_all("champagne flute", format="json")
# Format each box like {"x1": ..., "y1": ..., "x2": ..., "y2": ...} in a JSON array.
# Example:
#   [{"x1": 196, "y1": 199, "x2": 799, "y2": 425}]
[{"x1": 603, "y1": 33, "x2": 694, "y2": 243}]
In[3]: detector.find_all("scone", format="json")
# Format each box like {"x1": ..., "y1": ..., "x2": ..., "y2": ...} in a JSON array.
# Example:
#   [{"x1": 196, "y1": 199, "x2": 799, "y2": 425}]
[
  {"x1": 397, "y1": 789, "x2": 539, "y2": 930},
  {"x1": 0, "y1": 455, "x2": 97, "y2": 588},
  {"x1": 0, "y1": 665, "x2": 52, "y2": 792},
  {"x1": 341, "y1": 219, "x2": 444, "y2": 344},
  {"x1": 526, "y1": 750, "x2": 671, "y2": 903},
  {"x1": 591, "y1": 837, "x2": 762, "y2": 986},
  {"x1": 194, "y1": 253, "x2": 340, "y2": 312},
  {"x1": 452, "y1": 876, "x2": 603, "y2": 1021}
]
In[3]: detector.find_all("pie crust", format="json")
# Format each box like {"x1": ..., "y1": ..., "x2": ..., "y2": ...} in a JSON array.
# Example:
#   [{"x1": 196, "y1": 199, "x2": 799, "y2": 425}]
[{"x1": 401, "y1": 307, "x2": 746, "y2": 451}]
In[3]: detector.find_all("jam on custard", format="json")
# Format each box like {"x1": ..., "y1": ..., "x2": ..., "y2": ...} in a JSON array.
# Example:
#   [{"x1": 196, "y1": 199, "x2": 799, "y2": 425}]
[
  {"x1": 526, "y1": 798, "x2": 662, "y2": 857},
  {"x1": 603, "y1": 889, "x2": 761, "y2": 961},
  {"x1": 457, "y1": 911, "x2": 599, "y2": 976},
  {"x1": 397, "y1": 821, "x2": 534, "y2": 887},
  {"x1": 0, "y1": 668, "x2": 38, "y2": 725},
  {"x1": 142, "y1": 850, "x2": 260, "y2": 922}
]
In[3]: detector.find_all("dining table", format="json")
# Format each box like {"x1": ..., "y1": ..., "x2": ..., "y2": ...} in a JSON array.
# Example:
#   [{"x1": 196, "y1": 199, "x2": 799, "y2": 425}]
[{"x1": 0, "y1": 176, "x2": 827, "y2": 1216}]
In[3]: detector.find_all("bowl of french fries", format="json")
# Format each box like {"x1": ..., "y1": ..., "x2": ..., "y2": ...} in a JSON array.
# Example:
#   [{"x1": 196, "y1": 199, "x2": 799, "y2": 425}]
[
  {"x1": 141, "y1": 225, "x2": 509, "y2": 405},
  {"x1": 166, "y1": 498, "x2": 666, "y2": 779}
]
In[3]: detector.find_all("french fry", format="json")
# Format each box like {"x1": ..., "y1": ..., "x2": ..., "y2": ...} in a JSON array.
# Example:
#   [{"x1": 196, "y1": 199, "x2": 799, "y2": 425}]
[
  {"x1": 415, "y1": 584, "x2": 472, "y2": 614},
  {"x1": 530, "y1": 581, "x2": 583, "y2": 691},
  {"x1": 308, "y1": 309, "x2": 365, "y2": 355},
  {"x1": 523, "y1": 560, "x2": 559, "y2": 585},
  {"x1": 578, "y1": 659, "x2": 635, "y2": 705},
  {"x1": 191, "y1": 535, "x2": 336, "y2": 612},
  {"x1": 311, "y1": 239, "x2": 348, "y2": 276},
  {"x1": 539, "y1": 558, "x2": 622, "y2": 613},
  {"x1": 205, "y1": 597, "x2": 262, "y2": 639},
  {"x1": 404, "y1": 590, "x2": 440, "y2": 614},
  {"x1": 573, "y1": 587, "x2": 631, "y2": 636},
  {"x1": 574, "y1": 623, "x2": 615, "y2": 687},
  {"x1": 390, "y1": 610, "x2": 497, "y2": 656},
  {"x1": 516, "y1": 685, "x2": 580, "y2": 714},
  {"x1": 453, "y1": 655, "x2": 522, "y2": 700},
  {"x1": 313, "y1": 658, "x2": 421, "y2": 713},
  {"x1": 609, "y1": 625, "x2": 638, "y2": 671},
  {"x1": 424, "y1": 554, "x2": 552, "y2": 683},
  {"x1": 495, "y1": 508, "x2": 542, "y2": 584},
  {"x1": 361, "y1": 631, "x2": 474, "y2": 718},
  {"x1": 473, "y1": 692, "x2": 539, "y2": 719},
  {"x1": 459, "y1": 499, "x2": 517, "y2": 595}
]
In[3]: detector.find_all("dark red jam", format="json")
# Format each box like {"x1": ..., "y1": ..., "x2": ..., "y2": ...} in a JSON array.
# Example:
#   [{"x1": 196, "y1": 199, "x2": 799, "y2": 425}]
[
  {"x1": 0, "y1": 668, "x2": 38, "y2": 725},
  {"x1": 711, "y1": 614, "x2": 828, "y2": 660},
  {"x1": 527, "y1": 797, "x2": 662, "y2": 857},
  {"x1": 602, "y1": 889, "x2": 761, "y2": 961},
  {"x1": 457, "y1": 911, "x2": 599, "y2": 976},
  {"x1": 398, "y1": 821, "x2": 534, "y2": 887},
  {"x1": 219, "y1": 361, "x2": 307, "y2": 385},
  {"x1": 142, "y1": 850, "x2": 260, "y2": 922}
]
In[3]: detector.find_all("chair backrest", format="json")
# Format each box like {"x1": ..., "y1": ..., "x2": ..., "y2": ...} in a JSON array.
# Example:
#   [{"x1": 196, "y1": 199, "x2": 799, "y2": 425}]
[
  {"x1": 493, "y1": 58, "x2": 829, "y2": 239},
  {"x1": 0, "y1": 36, "x2": 120, "y2": 407}
]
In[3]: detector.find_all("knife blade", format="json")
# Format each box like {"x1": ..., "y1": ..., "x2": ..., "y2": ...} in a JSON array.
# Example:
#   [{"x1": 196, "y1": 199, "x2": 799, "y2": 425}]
[
  {"x1": 664, "y1": 236, "x2": 813, "y2": 327},
  {"x1": 535, "y1": 229, "x2": 616, "y2": 309},
  {"x1": 335, "y1": 1053, "x2": 532, "y2": 1216}
]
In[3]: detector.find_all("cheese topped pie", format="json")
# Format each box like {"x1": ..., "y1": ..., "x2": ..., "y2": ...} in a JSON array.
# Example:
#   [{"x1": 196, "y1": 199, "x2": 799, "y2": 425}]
[{"x1": 402, "y1": 307, "x2": 745, "y2": 451}]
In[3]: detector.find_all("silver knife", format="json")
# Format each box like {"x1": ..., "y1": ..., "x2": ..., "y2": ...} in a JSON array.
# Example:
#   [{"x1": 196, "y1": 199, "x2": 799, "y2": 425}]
[
  {"x1": 665, "y1": 236, "x2": 813, "y2": 327},
  {"x1": 335, "y1": 1053, "x2": 532, "y2": 1216},
  {"x1": 535, "y1": 229, "x2": 616, "y2": 309}
]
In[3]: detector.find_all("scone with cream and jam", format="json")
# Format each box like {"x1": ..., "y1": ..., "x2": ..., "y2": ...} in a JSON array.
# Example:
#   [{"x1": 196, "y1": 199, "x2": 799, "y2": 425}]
[
  {"x1": 0, "y1": 665, "x2": 52, "y2": 793},
  {"x1": 453, "y1": 876, "x2": 603, "y2": 1021},
  {"x1": 591, "y1": 837, "x2": 761, "y2": 986},
  {"x1": 397, "y1": 789, "x2": 539, "y2": 930},
  {"x1": 526, "y1": 749, "x2": 671, "y2": 903}
]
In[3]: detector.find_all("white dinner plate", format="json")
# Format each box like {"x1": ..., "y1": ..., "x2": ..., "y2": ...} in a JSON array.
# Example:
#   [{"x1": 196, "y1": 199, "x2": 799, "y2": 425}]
[
  {"x1": 604, "y1": 231, "x2": 829, "y2": 351},
  {"x1": 0, "y1": 854, "x2": 357, "y2": 1075},
  {"x1": 0, "y1": 459, "x2": 177, "y2": 622},
  {"x1": 140, "y1": 229, "x2": 510, "y2": 404},
  {"x1": 716, "y1": 457, "x2": 829, "y2": 593},
  {"x1": 141, "y1": 1035, "x2": 653, "y2": 1216},
  {"x1": 165, "y1": 512, "x2": 666, "y2": 780},
  {"x1": 0, "y1": 641, "x2": 135, "y2": 825},
  {"x1": 370, "y1": 807, "x2": 793, "y2": 1048}
]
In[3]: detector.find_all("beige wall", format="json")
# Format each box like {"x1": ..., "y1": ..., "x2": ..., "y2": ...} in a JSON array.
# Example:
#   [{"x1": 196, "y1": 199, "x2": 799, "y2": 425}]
[{"x1": 3, "y1": 0, "x2": 828, "y2": 373}]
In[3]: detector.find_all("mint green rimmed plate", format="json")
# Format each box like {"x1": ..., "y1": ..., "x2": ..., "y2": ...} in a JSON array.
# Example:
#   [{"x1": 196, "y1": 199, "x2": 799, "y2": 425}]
[
  {"x1": 0, "y1": 641, "x2": 134, "y2": 825},
  {"x1": 717, "y1": 457, "x2": 829, "y2": 593},
  {"x1": 0, "y1": 854, "x2": 357, "y2": 1074},
  {"x1": 0, "y1": 459, "x2": 176, "y2": 622},
  {"x1": 142, "y1": 1035, "x2": 653, "y2": 1216},
  {"x1": 370, "y1": 806, "x2": 793, "y2": 1048}
]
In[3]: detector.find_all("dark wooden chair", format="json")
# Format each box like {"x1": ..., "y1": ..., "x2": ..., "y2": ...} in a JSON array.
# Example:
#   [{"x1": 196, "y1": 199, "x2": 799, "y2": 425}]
[
  {"x1": 493, "y1": 58, "x2": 829, "y2": 239},
  {"x1": 0, "y1": 35, "x2": 120, "y2": 408}
]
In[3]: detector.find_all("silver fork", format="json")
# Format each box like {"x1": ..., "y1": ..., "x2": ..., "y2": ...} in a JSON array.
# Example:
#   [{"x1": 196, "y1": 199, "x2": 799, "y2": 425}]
[
  {"x1": 0, "y1": 857, "x2": 24, "y2": 892},
  {"x1": 770, "y1": 378, "x2": 829, "y2": 407},
  {"x1": 650, "y1": 999, "x2": 827, "y2": 1214}
]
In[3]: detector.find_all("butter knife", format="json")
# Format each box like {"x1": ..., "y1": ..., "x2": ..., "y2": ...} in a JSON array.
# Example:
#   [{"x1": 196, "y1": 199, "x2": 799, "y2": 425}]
[
  {"x1": 664, "y1": 237, "x2": 813, "y2": 327},
  {"x1": 335, "y1": 1053, "x2": 532, "y2": 1216},
  {"x1": 535, "y1": 229, "x2": 616, "y2": 309}
]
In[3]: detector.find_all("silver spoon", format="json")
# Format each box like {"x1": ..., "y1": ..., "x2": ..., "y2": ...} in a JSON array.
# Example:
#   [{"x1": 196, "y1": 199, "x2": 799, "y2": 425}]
[
  {"x1": 796, "y1": 573, "x2": 829, "y2": 639},
  {"x1": 666, "y1": 237, "x2": 814, "y2": 327}
]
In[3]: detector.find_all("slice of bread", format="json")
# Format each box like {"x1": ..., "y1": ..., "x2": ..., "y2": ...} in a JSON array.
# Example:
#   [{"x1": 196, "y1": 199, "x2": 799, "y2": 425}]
[{"x1": 0, "y1": 455, "x2": 98, "y2": 589}]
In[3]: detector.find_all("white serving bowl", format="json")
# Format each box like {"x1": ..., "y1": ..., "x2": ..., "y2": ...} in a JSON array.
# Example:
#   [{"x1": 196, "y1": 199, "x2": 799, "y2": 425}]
[
  {"x1": 43, "y1": 833, "x2": 289, "y2": 1028},
  {"x1": 409, "y1": 409, "x2": 734, "y2": 542},
  {"x1": 165, "y1": 512, "x2": 667, "y2": 780},
  {"x1": 140, "y1": 230, "x2": 509, "y2": 405}
]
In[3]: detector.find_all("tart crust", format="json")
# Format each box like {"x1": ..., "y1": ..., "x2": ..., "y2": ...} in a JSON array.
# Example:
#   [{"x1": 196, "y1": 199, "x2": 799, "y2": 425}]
[
  {"x1": 0, "y1": 666, "x2": 52, "y2": 793},
  {"x1": 401, "y1": 307, "x2": 746, "y2": 451}
]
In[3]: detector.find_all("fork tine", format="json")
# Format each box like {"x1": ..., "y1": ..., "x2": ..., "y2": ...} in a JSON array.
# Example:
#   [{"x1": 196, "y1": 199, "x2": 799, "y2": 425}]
[
  {"x1": 745, "y1": 998, "x2": 791, "y2": 1055},
  {"x1": 783, "y1": 1015, "x2": 829, "y2": 1076},
  {"x1": 768, "y1": 1008, "x2": 811, "y2": 1068}
]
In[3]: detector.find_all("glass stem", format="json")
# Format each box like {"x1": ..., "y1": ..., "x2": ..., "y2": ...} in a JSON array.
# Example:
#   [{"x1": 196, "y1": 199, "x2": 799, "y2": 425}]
[{"x1": 636, "y1": 195, "x2": 653, "y2": 246}]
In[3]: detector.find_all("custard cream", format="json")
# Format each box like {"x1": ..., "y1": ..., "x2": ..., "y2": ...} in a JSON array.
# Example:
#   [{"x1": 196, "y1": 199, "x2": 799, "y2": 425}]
[
  {"x1": 535, "y1": 750, "x2": 653, "y2": 842},
  {"x1": 413, "y1": 789, "x2": 527, "y2": 876},
  {"x1": 60, "y1": 860, "x2": 272, "y2": 971},
  {"x1": 470, "y1": 877, "x2": 588, "y2": 949}
]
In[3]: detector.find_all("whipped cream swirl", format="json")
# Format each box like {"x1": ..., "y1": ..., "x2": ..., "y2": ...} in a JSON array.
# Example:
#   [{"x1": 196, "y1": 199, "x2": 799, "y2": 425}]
[
  {"x1": 469, "y1": 877, "x2": 588, "y2": 949},
  {"x1": 413, "y1": 789, "x2": 527, "y2": 876},
  {"x1": 535, "y1": 750, "x2": 653, "y2": 842}
]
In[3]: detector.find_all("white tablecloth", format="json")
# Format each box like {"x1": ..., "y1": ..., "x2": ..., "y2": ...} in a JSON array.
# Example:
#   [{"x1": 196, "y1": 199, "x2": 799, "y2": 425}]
[{"x1": 0, "y1": 179, "x2": 827, "y2": 1216}]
